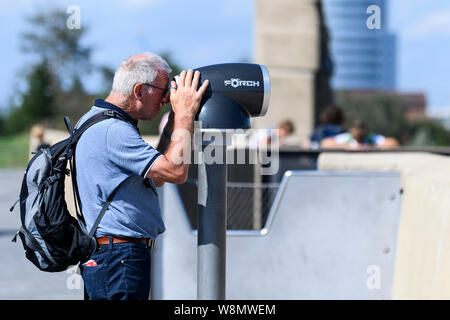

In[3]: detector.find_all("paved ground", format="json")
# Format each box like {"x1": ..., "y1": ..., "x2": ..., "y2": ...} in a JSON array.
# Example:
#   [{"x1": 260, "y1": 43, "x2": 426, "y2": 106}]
[{"x1": 0, "y1": 169, "x2": 82, "y2": 300}]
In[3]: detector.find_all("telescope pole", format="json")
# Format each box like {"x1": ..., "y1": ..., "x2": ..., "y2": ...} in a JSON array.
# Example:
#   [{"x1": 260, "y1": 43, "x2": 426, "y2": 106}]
[{"x1": 197, "y1": 131, "x2": 227, "y2": 300}]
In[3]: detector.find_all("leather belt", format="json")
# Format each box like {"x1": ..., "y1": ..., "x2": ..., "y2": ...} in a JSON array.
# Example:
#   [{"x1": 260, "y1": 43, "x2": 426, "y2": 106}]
[{"x1": 96, "y1": 236, "x2": 155, "y2": 249}]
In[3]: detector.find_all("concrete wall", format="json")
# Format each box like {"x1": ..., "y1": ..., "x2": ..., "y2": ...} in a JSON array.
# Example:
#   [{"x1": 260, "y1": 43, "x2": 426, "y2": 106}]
[
  {"x1": 318, "y1": 152, "x2": 450, "y2": 299},
  {"x1": 153, "y1": 171, "x2": 402, "y2": 299},
  {"x1": 253, "y1": 0, "x2": 320, "y2": 144}
]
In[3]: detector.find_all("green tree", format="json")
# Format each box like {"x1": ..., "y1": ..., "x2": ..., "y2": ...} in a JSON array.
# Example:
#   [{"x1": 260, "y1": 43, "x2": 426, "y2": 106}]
[
  {"x1": 7, "y1": 6, "x2": 186, "y2": 136},
  {"x1": 0, "y1": 114, "x2": 5, "y2": 136},
  {"x1": 5, "y1": 59, "x2": 55, "y2": 134},
  {"x1": 21, "y1": 7, "x2": 91, "y2": 87},
  {"x1": 2, "y1": 7, "x2": 95, "y2": 134},
  {"x1": 335, "y1": 91, "x2": 450, "y2": 146},
  {"x1": 52, "y1": 75, "x2": 95, "y2": 131},
  {"x1": 336, "y1": 91, "x2": 407, "y2": 139},
  {"x1": 97, "y1": 65, "x2": 116, "y2": 98},
  {"x1": 404, "y1": 119, "x2": 450, "y2": 147}
]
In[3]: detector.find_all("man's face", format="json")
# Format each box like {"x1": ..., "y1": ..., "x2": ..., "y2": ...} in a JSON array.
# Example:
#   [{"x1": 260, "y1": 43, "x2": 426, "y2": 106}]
[{"x1": 140, "y1": 71, "x2": 170, "y2": 121}]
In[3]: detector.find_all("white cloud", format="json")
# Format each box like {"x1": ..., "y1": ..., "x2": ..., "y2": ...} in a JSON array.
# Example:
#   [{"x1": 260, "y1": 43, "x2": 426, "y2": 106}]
[{"x1": 404, "y1": 8, "x2": 450, "y2": 38}]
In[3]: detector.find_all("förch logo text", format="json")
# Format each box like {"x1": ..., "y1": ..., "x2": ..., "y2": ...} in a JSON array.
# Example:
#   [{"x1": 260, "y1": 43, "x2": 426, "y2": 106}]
[{"x1": 224, "y1": 78, "x2": 260, "y2": 88}]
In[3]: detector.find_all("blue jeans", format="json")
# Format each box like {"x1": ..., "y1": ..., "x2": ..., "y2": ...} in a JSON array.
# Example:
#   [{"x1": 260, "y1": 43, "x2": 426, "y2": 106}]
[{"x1": 81, "y1": 239, "x2": 152, "y2": 300}]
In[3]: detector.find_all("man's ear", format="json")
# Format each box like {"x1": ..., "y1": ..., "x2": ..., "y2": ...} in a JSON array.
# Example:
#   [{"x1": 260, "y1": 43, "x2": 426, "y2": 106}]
[{"x1": 133, "y1": 83, "x2": 143, "y2": 99}]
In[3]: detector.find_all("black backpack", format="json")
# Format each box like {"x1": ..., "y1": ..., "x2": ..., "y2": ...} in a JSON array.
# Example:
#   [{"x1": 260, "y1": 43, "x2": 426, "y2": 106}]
[{"x1": 10, "y1": 110, "x2": 130, "y2": 272}]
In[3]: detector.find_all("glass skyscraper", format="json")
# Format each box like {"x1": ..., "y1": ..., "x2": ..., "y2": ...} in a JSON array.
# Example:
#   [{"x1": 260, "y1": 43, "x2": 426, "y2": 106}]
[{"x1": 322, "y1": 0, "x2": 396, "y2": 90}]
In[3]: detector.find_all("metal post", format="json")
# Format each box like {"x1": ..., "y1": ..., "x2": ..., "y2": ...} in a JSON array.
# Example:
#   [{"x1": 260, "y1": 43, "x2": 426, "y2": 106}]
[{"x1": 197, "y1": 131, "x2": 227, "y2": 300}]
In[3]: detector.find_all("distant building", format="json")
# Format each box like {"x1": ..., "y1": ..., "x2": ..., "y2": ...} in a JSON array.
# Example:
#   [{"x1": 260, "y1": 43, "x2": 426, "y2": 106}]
[{"x1": 322, "y1": 0, "x2": 396, "y2": 90}]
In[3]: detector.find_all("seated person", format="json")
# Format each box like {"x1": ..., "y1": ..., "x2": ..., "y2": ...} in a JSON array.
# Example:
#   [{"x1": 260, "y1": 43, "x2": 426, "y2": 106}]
[
  {"x1": 309, "y1": 105, "x2": 346, "y2": 149},
  {"x1": 253, "y1": 119, "x2": 295, "y2": 148},
  {"x1": 320, "y1": 120, "x2": 399, "y2": 150}
]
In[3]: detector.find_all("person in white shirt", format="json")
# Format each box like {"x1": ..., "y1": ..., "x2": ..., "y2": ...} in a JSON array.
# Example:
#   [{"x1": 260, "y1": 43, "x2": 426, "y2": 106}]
[{"x1": 320, "y1": 120, "x2": 399, "y2": 150}]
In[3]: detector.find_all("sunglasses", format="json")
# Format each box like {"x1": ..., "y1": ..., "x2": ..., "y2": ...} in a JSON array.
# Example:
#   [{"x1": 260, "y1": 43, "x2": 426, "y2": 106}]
[{"x1": 142, "y1": 83, "x2": 170, "y2": 96}]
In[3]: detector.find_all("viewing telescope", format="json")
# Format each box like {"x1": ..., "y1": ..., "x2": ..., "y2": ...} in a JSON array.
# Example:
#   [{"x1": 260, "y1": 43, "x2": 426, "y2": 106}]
[
  {"x1": 175, "y1": 62, "x2": 271, "y2": 300},
  {"x1": 175, "y1": 63, "x2": 271, "y2": 129}
]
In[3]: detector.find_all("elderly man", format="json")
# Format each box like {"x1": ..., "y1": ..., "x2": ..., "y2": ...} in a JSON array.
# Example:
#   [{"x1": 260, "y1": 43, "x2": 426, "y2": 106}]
[{"x1": 74, "y1": 52, "x2": 209, "y2": 300}]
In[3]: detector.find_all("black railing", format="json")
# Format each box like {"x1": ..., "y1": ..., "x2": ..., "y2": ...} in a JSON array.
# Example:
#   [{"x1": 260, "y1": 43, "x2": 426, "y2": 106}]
[{"x1": 175, "y1": 147, "x2": 450, "y2": 230}]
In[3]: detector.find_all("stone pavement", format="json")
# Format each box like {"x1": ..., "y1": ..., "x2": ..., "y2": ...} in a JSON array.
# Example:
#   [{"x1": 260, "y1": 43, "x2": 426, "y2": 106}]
[{"x1": 0, "y1": 169, "x2": 83, "y2": 300}]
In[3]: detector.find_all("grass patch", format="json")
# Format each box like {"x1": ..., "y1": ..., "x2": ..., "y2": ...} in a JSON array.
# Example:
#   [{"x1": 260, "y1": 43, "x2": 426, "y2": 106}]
[{"x1": 0, "y1": 133, "x2": 30, "y2": 168}]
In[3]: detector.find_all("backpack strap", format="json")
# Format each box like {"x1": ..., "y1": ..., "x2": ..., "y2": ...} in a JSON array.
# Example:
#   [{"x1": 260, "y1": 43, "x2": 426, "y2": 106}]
[
  {"x1": 65, "y1": 110, "x2": 129, "y2": 233},
  {"x1": 87, "y1": 176, "x2": 134, "y2": 239},
  {"x1": 64, "y1": 116, "x2": 74, "y2": 136},
  {"x1": 70, "y1": 110, "x2": 127, "y2": 144}
]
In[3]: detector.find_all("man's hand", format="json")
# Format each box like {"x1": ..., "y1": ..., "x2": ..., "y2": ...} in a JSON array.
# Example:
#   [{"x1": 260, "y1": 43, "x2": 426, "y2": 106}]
[
  {"x1": 170, "y1": 70, "x2": 209, "y2": 119},
  {"x1": 149, "y1": 70, "x2": 209, "y2": 186}
]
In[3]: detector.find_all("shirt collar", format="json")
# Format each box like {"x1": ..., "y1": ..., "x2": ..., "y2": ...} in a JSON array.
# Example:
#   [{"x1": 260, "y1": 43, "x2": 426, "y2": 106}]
[{"x1": 93, "y1": 98, "x2": 138, "y2": 128}]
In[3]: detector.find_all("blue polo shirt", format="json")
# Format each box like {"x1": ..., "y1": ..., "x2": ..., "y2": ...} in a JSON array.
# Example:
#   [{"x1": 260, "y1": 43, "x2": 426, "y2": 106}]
[{"x1": 74, "y1": 99, "x2": 165, "y2": 239}]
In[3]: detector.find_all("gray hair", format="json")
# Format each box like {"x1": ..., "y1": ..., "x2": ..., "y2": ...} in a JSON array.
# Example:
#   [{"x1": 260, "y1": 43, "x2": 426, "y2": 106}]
[{"x1": 111, "y1": 52, "x2": 172, "y2": 96}]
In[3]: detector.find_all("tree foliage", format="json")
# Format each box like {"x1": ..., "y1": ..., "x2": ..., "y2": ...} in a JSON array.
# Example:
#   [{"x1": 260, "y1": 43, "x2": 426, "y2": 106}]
[
  {"x1": 21, "y1": 8, "x2": 91, "y2": 86},
  {"x1": 4, "y1": 59, "x2": 55, "y2": 134},
  {"x1": 403, "y1": 119, "x2": 450, "y2": 147},
  {"x1": 3, "y1": 7, "x2": 185, "y2": 137},
  {"x1": 3, "y1": 8, "x2": 93, "y2": 135},
  {"x1": 335, "y1": 91, "x2": 450, "y2": 146}
]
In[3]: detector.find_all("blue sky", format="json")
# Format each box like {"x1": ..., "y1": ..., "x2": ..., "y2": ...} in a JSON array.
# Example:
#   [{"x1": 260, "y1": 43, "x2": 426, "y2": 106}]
[
  {"x1": 0, "y1": 0, "x2": 449, "y2": 114},
  {"x1": 389, "y1": 0, "x2": 450, "y2": 110},
  {"x1": 0, "y1": 0, "x2": 254, "y2": 111}
]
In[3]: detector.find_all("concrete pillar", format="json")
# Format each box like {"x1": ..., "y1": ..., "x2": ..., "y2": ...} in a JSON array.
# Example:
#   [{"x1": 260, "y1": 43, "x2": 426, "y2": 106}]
[{"x1": 253, "y1": 0, "x2": 322, "y2": 144}]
